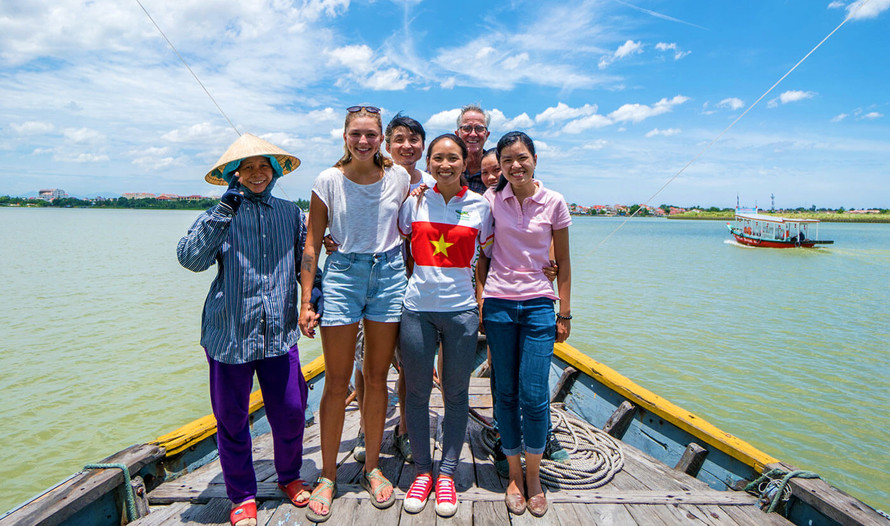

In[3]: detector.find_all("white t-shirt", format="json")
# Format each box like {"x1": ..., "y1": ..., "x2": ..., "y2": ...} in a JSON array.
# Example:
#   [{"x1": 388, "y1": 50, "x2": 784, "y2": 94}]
[
  {"x1": 398, "y1": 186, "x2": 494, "y2": 312},
  {"x1": 313, "y1": 165, "x2": 410, "y2": 254}
]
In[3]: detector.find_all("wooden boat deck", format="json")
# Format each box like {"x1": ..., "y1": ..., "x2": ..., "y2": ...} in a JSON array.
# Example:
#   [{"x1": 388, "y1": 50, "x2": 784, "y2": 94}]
[{"x1": 135, "y1": 375, "x2": 791, "y2": 525}]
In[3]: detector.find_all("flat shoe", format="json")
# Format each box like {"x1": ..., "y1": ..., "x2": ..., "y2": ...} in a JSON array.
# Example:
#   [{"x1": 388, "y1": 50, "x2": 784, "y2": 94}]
[
  {"x1": 527, "y1": 493, "x2": 548, "y2": 517},
  {"x1": 360, "y1": 467, "x2": 395, "y2": 509},
  {"x1": 230, "y1": 500, "x2": 256, "y2": 526},
  {"x1": 279, "y1": 479, "x2": 311, "y2": 508},
  {"x1": 505, "y1": 492, "x2": 526, "y2": 515},
  {"x1": 305, "y1": 477, "x2": 337, "y2": 523}
]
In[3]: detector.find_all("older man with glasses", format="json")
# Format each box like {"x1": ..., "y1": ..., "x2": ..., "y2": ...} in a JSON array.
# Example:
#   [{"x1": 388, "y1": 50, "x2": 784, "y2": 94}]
[{"x1": 454, "y1": 104, "x2": 492, "y2": 195}]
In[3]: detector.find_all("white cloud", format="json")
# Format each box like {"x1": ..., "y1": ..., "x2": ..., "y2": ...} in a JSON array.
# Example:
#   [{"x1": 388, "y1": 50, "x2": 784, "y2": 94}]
[
  {"x1": 718, "y1": 98, "x2": 744, "y2": 111},
  {"x1": 583, "y1": 139, "x2": 608, "y2": 150},
  {"x1": 846, "y1": 0, "x2": 890, "y2": 20},
  {"x1": 768, "y1": 90, "x2": 816, "y2": 107},
  {"x1": 608, "y1": 95, "x2": 690, "y2": 123},
  {"x1": 11, "y1": 121, "x2": 55, "y2": 135},
  {"x1": 831, "y1": 113, "x2": 848, "y2": 122},
  {"x1": 62, "y1": 152, "x2": 110, "y2": 163},
  {"x1": 327, "y1": 44, "x2": 412, "y2": 91},
  {"x1": 425, "y1": 109, "x2": 462, "y2": 131},
  {"x1": 564, "y1": 114, "x2": 613, "y2": 134},
  {"x1": 827, "y1": 1, "x2": 846, "y2": 8},
  {"x1": 598, "y1": 40, "x2": 643, "y2": 69},
  {"x1": 63, "y1": 128, "x2": 105, "y2": 145},
  {"x1": 646, "y1": 128, "x2": 681, "y2": 137},
  {"x1": 858, "y1": 112, "x2": 883, "y2": 120},
  {"x1": 655, "y1": 42, "x2": 691, "y2": 60},
  {"x1": 162, "y1": 123, "x2": 231, "y2": 143},
  {"x1": 503, "y1": 113, "x2": 535, "y2": 129},
  {"x1": 327, "y1": 45, "x2": 375, "y2": 74},
  {"x1": 535, "y1": 103, "x2": 599, "y2": 124}
]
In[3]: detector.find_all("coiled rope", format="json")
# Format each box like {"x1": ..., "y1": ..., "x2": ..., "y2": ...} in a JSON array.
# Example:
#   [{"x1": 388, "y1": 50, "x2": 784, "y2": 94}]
[
  {"x1": 744, "y1": 467, "x2": 821, "y2": 514},
  {"x1": 474, "y1": 404, "x2": 624, "y2": 490}
]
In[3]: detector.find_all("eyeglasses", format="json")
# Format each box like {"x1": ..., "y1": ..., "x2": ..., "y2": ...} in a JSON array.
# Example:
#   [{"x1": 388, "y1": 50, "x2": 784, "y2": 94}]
[
  {"x1": 459, "y1": 124, "x2": 487, "y2": 134},
  {"x1": 347, "y1": 106, "x2": 380, "y2": 114}
]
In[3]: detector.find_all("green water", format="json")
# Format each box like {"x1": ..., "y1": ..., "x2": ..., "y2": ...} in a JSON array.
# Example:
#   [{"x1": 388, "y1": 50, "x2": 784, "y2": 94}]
[{"x1": 0, "y1": 208, "x2": 887, "y2": 512}]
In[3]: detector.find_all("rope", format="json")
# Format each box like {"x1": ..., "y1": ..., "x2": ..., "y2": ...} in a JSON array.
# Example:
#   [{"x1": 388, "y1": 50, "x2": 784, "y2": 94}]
[
  {"x1": 744, "y1": 467, "x2": 821, "y2": 514},
  {"x1": 84, "y1": 463, "x2": 138, "y2": 522},
  {"x1": 475, "y1": 404, "x2": 625, "y2": 490},
  {"x1": 134, "y1": 0, "x2": 240, "y2": 137}
]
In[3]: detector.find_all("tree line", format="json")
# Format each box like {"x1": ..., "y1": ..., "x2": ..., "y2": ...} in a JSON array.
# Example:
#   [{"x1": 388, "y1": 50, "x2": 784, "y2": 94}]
[{"x1": 0, "y1": 195, "x2": 311, "y2": 211}]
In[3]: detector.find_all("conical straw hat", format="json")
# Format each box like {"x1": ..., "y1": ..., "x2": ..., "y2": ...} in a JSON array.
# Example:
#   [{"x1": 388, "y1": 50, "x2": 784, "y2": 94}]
[{"x1": 204, "y1": 133, "x2": 301, "y2": 185}]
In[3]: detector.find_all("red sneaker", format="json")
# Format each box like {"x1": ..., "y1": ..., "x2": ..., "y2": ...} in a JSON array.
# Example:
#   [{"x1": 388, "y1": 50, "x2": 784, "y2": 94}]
[
  {"x1": 404, "y1": 473, "x2": 433, "y2": 513},
  {"x1": 435, "y1": 476, "x2": 458, "y2": 517}
]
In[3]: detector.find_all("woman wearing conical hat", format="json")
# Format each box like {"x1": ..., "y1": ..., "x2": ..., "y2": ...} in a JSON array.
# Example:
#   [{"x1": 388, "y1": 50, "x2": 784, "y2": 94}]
[{"x1": 177, "y1": 133, "x2": 314, "y2": 526}]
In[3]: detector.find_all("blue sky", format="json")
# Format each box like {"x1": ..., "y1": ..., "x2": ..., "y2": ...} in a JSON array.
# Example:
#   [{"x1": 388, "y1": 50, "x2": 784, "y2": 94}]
[{"x1": 1, "y1": 0, "x2": 888, "y2": 208}]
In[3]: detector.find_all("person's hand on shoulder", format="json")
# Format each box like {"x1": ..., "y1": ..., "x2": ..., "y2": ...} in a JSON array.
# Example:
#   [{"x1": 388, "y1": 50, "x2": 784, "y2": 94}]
[{"x1": 219, "y1": 174, "x2": 244, "y2": 215}]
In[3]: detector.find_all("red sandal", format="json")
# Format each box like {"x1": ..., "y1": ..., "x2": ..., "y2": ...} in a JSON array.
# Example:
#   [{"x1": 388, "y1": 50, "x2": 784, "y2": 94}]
[
  {"x1": 230, "y1": 500, "x2": 257, "y2": 526},
  {"x1": 279, "y1": 478, "x2": 312, "y2": 508}
]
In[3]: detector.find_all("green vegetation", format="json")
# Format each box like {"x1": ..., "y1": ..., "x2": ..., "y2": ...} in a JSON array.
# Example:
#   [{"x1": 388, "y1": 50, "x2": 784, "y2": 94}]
[
  {"x1": 0, "y1": 195, "x2": 311, "y2": 211},
  {"x1": 667, "y1": 208, "x2": 890, "y2": 222}
]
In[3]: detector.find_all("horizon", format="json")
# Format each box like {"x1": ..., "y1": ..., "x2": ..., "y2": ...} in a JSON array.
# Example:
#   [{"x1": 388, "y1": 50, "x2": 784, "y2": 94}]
[{"x1": 1, "y1": 1, "x2": 889, "y2": 209}]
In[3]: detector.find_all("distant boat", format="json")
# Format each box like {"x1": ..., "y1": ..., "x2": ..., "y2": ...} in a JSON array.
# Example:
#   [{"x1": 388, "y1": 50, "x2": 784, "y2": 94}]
[{"x1": 727, "y1": 208, "x2": 834, "y2": 248}]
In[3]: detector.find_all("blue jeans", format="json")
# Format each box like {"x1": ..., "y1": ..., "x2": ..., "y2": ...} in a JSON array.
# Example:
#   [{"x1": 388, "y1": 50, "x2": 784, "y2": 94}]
[
  {"x1": 482, "y1": 297, "x2": 555, "y2": 456},
  {"x1": 400, "y1": 308, "x2": 478, "y2": 476},
  {"x1": 320, "y1": 246, "x2": 406, "y2": 326}
]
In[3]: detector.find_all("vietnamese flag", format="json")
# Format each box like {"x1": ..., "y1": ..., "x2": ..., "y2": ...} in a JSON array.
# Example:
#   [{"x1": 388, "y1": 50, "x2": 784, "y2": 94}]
[{"x1": 411, "y1": 221, "x2": 479, "y2": 268}]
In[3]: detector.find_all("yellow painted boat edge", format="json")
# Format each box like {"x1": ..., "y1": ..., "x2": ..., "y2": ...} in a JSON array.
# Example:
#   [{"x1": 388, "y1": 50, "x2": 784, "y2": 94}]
[
  {"x1": 152, "y1": 355, "x2": 326, "y2": 456},
  {"x1": 554, "y1": 342, "x2": 778, "y2": 472}
]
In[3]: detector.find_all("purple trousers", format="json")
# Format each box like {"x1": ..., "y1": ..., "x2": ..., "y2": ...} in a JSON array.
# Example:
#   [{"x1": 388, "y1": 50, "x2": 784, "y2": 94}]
[{"x1": 206, "y1": 345, "x2": 308, "y2": 503}]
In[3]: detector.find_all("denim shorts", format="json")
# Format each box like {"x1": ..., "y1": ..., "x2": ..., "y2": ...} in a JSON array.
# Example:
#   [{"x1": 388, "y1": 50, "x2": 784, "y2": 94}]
[{"x1": 321, "y1": 246, "x2": 407, "y2": 326}]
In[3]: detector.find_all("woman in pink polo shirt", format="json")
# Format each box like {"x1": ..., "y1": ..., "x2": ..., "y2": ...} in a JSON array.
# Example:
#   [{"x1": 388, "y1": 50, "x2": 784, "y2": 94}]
[{"x1": 477, "y1": 131, "x2": 572, "y2": 518}]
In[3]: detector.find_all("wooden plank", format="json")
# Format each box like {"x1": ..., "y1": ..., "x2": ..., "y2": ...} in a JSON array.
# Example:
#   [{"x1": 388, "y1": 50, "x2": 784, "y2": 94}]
[
  {"x1": 256, "y1": 499, "x2": 287, "y2": 525},
  {"x1": 466, "y1": 420, "x2": 504, "y2": 493},
  {"x1": 353, "y1": 496, "x2": 402, "y2": 525},
  {"x1": 0, "y1": 443, "x2": 165, "y2": 526},
  {"x1": 129, "y1": 502, "x2": 190, "y2": 526},
  {"x1": 472, "y1": 501, "x2": 510, "y2": 526},
  {"x1": 718, "y1": 503, "x2": 795, "y2": 526},
  {"x1": 571, "y1": 502, "x2": 638, "y2": 526},
  {"x1": 177, "y1": 497, "x2": 229, "y2": 526},
  {"x1": 397, "y1": 500, "x2": 436, "y2": 526},
  {"x1": 767, "y1": 461, "x2": 890, "y2": 526},
  {"x1": 438, "y1": 499, "x2": 473, "y2": 526},
  {"x1": 512, "y1": 501, "x2": 562, "y2": 525}
]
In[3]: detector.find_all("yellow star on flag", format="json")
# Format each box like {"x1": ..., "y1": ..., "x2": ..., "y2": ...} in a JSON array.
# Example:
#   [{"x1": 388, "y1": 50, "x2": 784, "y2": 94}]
[{"x1": 430, "y1": 234, "x2": 454, "y2": 257}]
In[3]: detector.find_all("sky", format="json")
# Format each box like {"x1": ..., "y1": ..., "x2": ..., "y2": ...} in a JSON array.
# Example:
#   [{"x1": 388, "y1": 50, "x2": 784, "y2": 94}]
[{"x1": 1, "y1": 0, "x2": 888, "y2": 209}]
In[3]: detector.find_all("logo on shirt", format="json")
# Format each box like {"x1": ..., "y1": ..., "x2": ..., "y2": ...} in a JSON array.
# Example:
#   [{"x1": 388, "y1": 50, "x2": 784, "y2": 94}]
[{"x1": 454, "y1": 209, "x2": 477, "y2": 225}]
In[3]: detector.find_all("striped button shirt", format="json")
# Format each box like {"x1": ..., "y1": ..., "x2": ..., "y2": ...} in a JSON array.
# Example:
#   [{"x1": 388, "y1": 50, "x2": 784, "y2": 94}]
[{"x1": 177, "y1": 196, "x2": 306, "y2": 364}]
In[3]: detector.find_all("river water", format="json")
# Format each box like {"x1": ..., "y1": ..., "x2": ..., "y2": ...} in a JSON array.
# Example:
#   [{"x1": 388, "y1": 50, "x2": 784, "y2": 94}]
[{"x1": 0, "y1": 208, "x2": 887, "y2": 512}]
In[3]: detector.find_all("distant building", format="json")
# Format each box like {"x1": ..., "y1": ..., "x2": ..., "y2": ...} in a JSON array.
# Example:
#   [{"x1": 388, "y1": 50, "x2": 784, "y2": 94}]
[
  {"x1": 38, "y1": 188, "x2": 68, "y2": 201},
  {"x1": 122, "y1": 192, "x2": 156, "y2": 199}
]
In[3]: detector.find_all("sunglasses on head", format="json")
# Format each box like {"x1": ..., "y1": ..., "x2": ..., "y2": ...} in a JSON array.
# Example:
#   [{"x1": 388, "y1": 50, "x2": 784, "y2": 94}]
[
  {"x1": 347, "y1": 106, "x2": 381, "y2": 114},
  {"x1": 459, "y1": 124, "x2": 487, "y2": 134}
]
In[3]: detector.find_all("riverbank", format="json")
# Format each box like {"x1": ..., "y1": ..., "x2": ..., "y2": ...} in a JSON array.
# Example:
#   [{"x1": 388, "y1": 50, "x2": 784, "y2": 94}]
[{"x1": 666, "y1": 211, "x2": 890, "y2": 222}]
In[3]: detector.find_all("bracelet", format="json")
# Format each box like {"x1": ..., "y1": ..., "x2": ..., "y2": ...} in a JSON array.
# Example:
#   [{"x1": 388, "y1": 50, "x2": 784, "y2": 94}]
[{"x1": 556, "y1": 313, "x2": 572, "y2": 320}]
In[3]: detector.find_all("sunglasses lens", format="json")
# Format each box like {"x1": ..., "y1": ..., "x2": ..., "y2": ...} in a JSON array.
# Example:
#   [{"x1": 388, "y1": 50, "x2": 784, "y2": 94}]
[{"x1": 347, "y1": 105, "x2": 380, "y2": 113}]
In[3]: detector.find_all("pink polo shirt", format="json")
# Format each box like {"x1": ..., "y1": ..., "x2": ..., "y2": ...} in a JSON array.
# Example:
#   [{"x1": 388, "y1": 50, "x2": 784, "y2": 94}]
[{"x1": 482, "y1": 180, "x2": 571, "y2": 301}]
